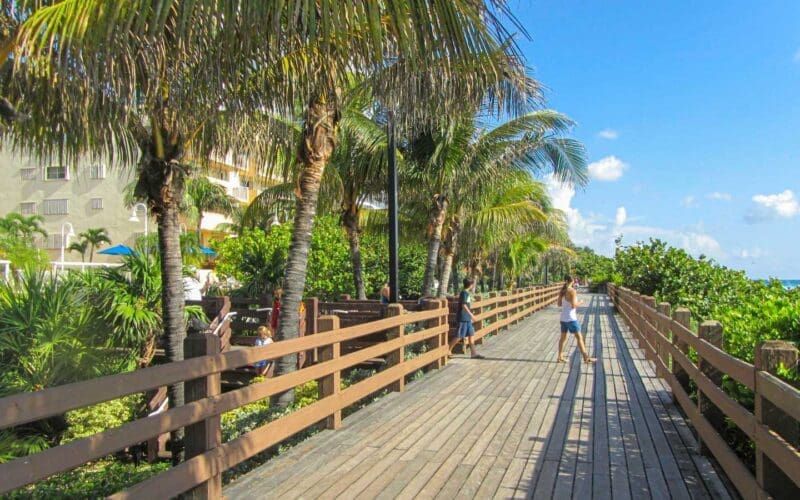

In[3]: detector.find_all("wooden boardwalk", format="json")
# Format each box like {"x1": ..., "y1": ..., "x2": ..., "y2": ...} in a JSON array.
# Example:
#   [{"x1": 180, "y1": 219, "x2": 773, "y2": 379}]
[{"x1": 224, "y1": 294, "x2": 733, "y2": 499}]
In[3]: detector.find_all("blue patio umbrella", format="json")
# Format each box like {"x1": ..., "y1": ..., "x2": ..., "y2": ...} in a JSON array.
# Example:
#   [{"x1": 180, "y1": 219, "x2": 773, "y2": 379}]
[
  {"x1": 98, "y1": 244, "x2": 136, "y2": 256},
  {"x1": 199, "y1": 246, "x2": 217, "y2": 256}
]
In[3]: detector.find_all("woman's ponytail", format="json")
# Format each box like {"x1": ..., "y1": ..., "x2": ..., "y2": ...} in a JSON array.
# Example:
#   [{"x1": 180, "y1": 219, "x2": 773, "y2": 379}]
[{"x1": 557, "y1": 275, "x2": 572, "y2": 306}]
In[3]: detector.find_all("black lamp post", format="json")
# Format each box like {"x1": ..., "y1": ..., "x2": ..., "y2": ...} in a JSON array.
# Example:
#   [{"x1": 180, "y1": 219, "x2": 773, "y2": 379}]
[{"x1": 387, "y1": 110, "x2": 399, "y2": 303}]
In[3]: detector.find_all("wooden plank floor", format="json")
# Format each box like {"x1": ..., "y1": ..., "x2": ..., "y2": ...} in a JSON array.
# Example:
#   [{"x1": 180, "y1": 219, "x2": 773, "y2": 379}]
[{"x1": 224, "y1": 294, "x2": 733, "y2": 499}]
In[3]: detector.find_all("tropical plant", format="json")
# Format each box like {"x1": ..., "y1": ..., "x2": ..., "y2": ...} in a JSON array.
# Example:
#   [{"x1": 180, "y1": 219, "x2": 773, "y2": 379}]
[
  {"x1": 213, "y1": 216, "x2": 428, "y2": 301},
  {"x1": 185, "y1": 176, "x2": 237, "y2": 245},
  {"x1": 78, "y1": 228, "x2": 111, "y2": 262},
  {"x1": 67, "y1": 240, "x2": 89, "y2": 262},
  {"x1": 403, "y1": 110, "x2": 587, "y2": 297},
  {"x1": 0, "y1": 213, "x2": 46, "y2": 241},
  {"x1": 245, "y1": 94, "x2": 391, "y2": 300},
  {"x1": 456, "y1": 174, "x2": 571, "y2": 293}
]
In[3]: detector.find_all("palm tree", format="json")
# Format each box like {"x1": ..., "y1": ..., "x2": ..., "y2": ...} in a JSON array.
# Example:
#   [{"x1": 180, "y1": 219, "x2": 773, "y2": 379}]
[
  {"x1": 438, "y1": 173, "x2": 555, "y2": 297},
  {"x1": 79, "y1": 227, "x2": 111, "y2": 263},
  {"x1": 0, "y1": 213, "x2": 47, "y2": 242},
  {"x1": 185, "y1": 176, "x2": 237, "y2": 246},
  {"x1": 404, "y1": 110, "x2": 588, "y2": 297},
  {"x1": 67, "y1": 240, "x2": 88, "y2": 262}
]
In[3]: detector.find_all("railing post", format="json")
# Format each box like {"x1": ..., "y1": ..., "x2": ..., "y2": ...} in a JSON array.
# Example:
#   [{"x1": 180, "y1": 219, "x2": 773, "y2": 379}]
[
  {"x1": 697, "y1": 320, "x2": 725, "y2": 456},
  {"x1": 472, "y1": 294, "x2": 484, "y2": 345},
  {"x1": 671, "y1": 308, "x2": 692, "y2": 401},
  {"x1": 656, "y1": 302, "x2": 671, "y2": 378},
  {"x1": 632, "y1": 292, "x2": 646, "y2": 348},
  {"x1": 386, "y1": 303, "x2": 405, "y2": 392},
  {"x1": 423, "y1": 299, "x2": 446, "y2": 368},
  {"x1": 641, "y1": 296, "x2": 657, "y2": 362},
  {"x1": 184, "y1": 333, "x2": 222, "y2": 500},
  {"x1": 501, "y1": 290, "x2": 510, "y2": 331},
  {"x1": 754, "y1": 340, "x2": 800, "y2": 498},
  {"x1": 488, "y1": 291, "x2": 498, "y2": 338},
  {"x1": 318, "y1": 315, "x2": 342, "y2": 430}
]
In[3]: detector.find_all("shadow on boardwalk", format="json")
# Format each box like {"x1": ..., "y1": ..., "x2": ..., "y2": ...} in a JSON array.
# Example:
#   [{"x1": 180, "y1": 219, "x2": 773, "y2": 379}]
[{"x1": 224, "y1": 295, "x2": 733, "y2": 499}]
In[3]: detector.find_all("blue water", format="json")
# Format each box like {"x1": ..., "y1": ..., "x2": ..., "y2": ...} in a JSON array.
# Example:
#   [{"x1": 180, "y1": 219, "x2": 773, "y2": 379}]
[{"x1": 781, "y1": 280, "x2": 799, "y2": 290}]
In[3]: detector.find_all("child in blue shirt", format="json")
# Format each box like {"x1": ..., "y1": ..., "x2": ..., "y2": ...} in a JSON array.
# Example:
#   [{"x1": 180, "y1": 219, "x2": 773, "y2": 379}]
[{"x1": 457, "y1": 278, "x2": 484, "y2": 359}]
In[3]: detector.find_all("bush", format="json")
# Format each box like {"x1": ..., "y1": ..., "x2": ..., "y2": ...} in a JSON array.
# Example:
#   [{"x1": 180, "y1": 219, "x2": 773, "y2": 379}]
[
  {"x1": 213, "y1": 216, "x2": 428, "y2": 300},
  {"x1": 6, "y1": 459, "x2": 170, "y2": 499},
  {"x1": 612, "y1": 239, "x2": 800, "y2": 363},
  {"x1": 62, "y1": 395, "x2": 144, "y2": 444}
]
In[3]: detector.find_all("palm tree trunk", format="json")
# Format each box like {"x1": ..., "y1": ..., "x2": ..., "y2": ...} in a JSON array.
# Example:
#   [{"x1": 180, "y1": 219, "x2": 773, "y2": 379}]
[
  {"x1": 422, "y1": 194, "x2": 448, "y2": 297},
  {"x1": 438, "y1": 219, "x2": 460, "y2": 298},
  {"x1": 492, "y1": 251, "x2": 501, "y2": 290},
  {"x1": 135, "y1": 135, "x2": 188, "y2": 464},
  {"x1": 274, "y1": 93, "x2": 338, "y2": 408},
  {"x1": 88, "y1": 245, "x2": 94, "y2": 263},
  {"x1": 157, "y1": 201, "x2": 187, "y2": 464},
  {"x1": 342, "y1": 209, "x2": 366, "y2": 300}
]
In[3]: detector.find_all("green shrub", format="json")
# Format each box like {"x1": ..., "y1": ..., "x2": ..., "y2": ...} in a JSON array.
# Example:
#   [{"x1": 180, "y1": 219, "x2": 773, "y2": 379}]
[
  {"x1": 6, "y1": 459, "x2": 170, "y2": 499},
  {"x1": 62, "y1": 395, "x2": 144, "y2": 444},
  {"x1": 212, "y1": 216, "x2": 428, "y2": 300}
]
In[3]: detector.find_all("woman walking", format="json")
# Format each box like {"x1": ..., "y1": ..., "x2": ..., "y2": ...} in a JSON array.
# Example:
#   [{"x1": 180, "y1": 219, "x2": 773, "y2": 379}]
[{"x1": 557, "y1": 275, "x2": 596, "y2": 364}]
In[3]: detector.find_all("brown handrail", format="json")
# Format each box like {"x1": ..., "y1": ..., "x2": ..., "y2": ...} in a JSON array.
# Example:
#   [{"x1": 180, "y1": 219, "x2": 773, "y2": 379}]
[
  {"x1": 608, "y1": 284, "x2": 800, "y2": 499},
  {"x1": 0, "y1": 285, "x2": 560, "y2": 497}
]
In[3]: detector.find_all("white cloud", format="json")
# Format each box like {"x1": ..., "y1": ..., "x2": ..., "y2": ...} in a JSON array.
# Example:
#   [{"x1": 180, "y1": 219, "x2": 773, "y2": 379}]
[
  {"x1": 622, "y1": 225, "x2": 724, "y2": 259},
  {"x1": 746, "y1": 189, "x2": 800, "y2": 222},
  {"x1": 614, "y1": 206, "x2": 627, "y2": 227},
  {"x1": 707, "y1": 191, "x2": 732, "y2": 201},
  {"x1": 545, "y1": 173, "x2": 724, "y2": 260},
  {"x1": 681, "y1": 195, "x2": 697, "y2": 208},
  {"x1": 598, "y1": 129, "x2": 619, "y2": 140},
  {"x1": 737, "y1": 247, "x2": 767, "y2": 259},
  {"x1": 544, "y1": 175, "x2": 607, "y2": 250},
  {"x1": 587, "y1": 156, "x2": 628, "y2": 181}
]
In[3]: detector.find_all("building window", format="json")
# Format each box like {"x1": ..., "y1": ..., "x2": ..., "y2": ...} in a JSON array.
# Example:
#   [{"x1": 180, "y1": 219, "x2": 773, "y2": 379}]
[
  {"x1": 89, "y1": 163, "x2": 106, "y2": 179},
  {"x1": 42, "y1": 199, "x2": 69, "y2": 215},
  {"x1": 91, "y1": 198, "x2": 104, "y2": 210},
  {"x1": 43, "y1": 234, "x2": 64, "y2": 249},
  {"x1": 45, "y1": 165, "x2": 68, "y2": 181},
  {"x1": 20, "y1": 168, "x2": 37, "y2": 180},
  {"x1": 20, "y1": 202, "x2": 37, "y2": 215}
]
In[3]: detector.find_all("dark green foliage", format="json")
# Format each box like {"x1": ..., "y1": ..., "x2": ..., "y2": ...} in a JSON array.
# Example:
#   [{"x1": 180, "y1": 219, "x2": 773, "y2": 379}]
[
  {"x1": 213, "y1": 216, "x2": 427, "y2": 300},
  {"x1": 6, "y1": 459, "x2": 170, "y2": 499},
  {"x1": 572, "y1": 246, "x2": 616, "y2": 289},
  {"x1": 613, "y1": 239, "x2": 800, "y2": 363}
]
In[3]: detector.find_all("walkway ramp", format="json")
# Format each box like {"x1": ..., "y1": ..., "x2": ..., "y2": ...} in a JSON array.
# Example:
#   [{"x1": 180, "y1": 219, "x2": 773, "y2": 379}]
[{"x1": 224, "y1": 294, "x2": 732, "y2": 499}]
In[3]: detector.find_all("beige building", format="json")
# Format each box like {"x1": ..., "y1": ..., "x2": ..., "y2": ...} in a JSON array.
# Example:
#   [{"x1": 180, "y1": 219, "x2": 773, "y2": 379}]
[
  {"x1": 0, "y1": 149, "x2": 139, "y2": 263},
  {"x1": 0, "y1": 149, "x2": 273, "y2": 264}
]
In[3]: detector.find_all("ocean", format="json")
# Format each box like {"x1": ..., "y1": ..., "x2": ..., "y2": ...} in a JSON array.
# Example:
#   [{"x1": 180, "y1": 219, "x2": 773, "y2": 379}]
[{"x1": 781, "y1": 280, "x2": 800, "y2": 290}]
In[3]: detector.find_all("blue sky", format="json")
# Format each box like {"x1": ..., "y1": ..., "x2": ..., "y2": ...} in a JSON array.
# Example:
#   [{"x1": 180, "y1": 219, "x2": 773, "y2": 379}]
[{"x1": 511, "y1": 0, "x2": 800, "y2": 278}]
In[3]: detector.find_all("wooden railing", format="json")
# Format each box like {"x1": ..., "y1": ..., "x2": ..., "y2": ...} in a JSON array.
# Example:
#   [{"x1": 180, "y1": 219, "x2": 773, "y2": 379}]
[
  {"x1": 608, "y1": 284, "x2": 800, "y2": 499},
  {"x1": 0, "y1": 285, "x2": 560, "y2": 498}
]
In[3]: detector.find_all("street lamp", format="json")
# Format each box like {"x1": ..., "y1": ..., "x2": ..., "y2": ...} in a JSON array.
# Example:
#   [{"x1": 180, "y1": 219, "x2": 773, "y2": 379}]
[
  {"x1": 387, "y1": 110, "x2": 399, "y2": 303},
  {"x1": 128, "y1": 202, "x2": 148, "y2": 237},
  {"x1": 129, "y1": 202, "x2": 148, "y2": 253},
  {"x1": 59, "y1": 222, "x2": 75, "y2": 271},
  {"x1": 270, "y1": 211, "x2": 280, "y2": 227}
]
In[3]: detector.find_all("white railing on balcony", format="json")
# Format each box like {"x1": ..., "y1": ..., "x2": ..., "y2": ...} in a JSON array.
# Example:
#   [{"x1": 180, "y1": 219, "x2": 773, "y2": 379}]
[{"x1": 229, "y1": 186, "x2": 250, "y2": 202}]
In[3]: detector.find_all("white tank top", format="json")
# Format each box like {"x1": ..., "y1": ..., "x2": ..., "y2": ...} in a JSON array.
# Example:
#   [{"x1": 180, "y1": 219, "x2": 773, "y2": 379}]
[{"x1": 560, "y1": 292, "x2": 578, "y2": 322}]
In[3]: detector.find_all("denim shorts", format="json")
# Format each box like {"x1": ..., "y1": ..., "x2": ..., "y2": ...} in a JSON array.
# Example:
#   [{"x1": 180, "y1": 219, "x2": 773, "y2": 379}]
[
  {"x1": 560, "y1": 320, "x2": 580, "y2": 334},
  {"x1": 457, "y1": 321, "x2": 475, "y2": 338}
]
